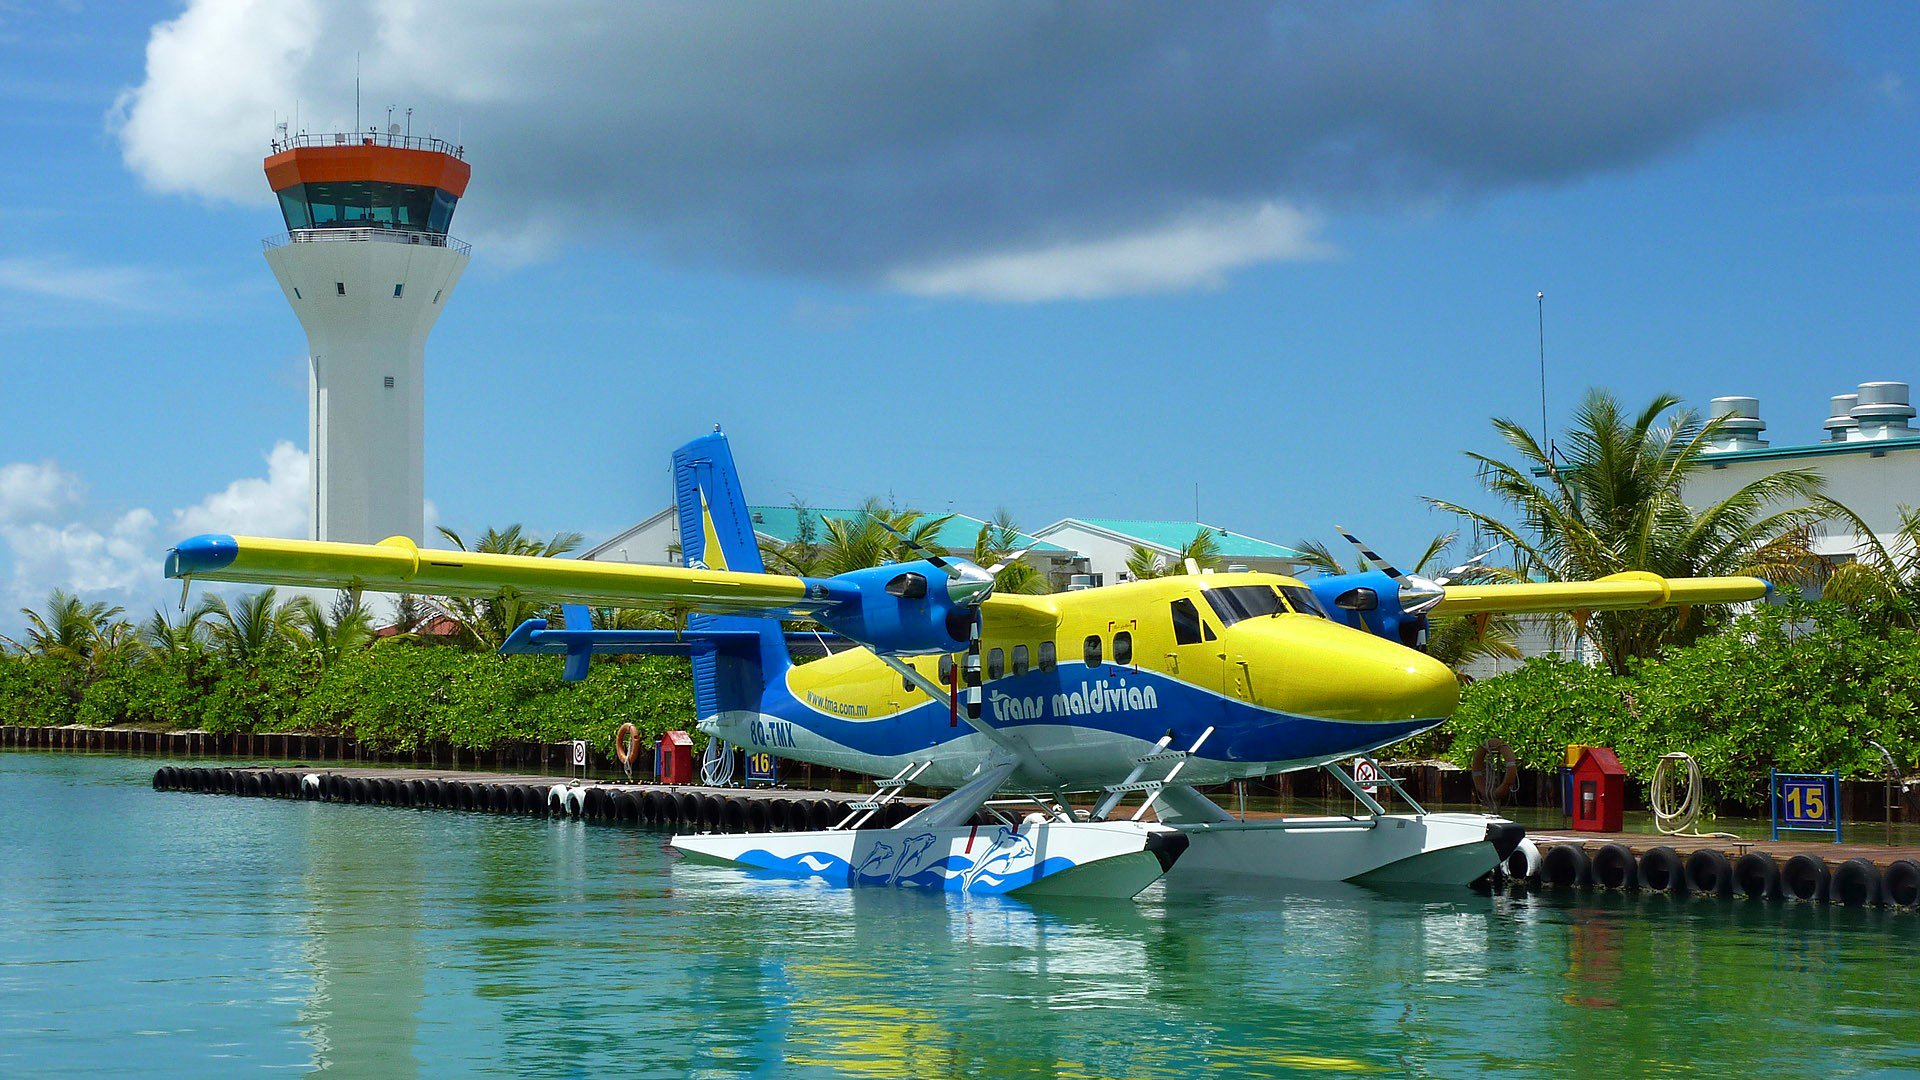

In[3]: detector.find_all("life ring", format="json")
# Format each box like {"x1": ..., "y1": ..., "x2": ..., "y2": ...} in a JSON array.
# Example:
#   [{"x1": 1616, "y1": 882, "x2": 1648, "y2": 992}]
[
  {"x1": 614, "y1": 723, "x2": 642, "y2": 770},
  {"x1": 1470, "y1": 738, "x2": 1519, "y2": 804}
]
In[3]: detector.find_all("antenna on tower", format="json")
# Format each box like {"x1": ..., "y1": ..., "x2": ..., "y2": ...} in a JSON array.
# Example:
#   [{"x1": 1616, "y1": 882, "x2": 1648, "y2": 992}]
[
  {"x1": 405, "y1": 107, "x2": 413, "y2": 138},
  {"x1": 354, "y1": 53, "x2": 361, "y2": 133}
]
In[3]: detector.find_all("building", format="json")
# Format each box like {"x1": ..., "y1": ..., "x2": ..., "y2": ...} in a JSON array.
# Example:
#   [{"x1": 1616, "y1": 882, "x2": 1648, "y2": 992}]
[
  {"x1": 1031, "y1": 518, "x2": 1309, "y2": 587},
  {"x1": 584, "y1": 505, "x2": 1084, "y2": 587},
  {"x1": 262, "y1": 130, "x2": 472, "y2": 544},
  {"x1": 1688, "y1": 381, "x2": 1920, "y2": 563}
]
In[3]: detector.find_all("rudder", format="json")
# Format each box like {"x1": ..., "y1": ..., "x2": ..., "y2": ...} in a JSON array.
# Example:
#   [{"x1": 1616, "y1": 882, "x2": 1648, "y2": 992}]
[{"x1": 672, "y1": 432, "x2": 789, "y2": 721}]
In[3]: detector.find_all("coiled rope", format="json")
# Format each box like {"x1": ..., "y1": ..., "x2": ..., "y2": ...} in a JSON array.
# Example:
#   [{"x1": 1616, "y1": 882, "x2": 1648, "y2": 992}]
[
  {"x1": 1651, "y1": 751, "x2": 1738, "y2": 837},
  {"x1": 700, "y1": 738, "x2": 736, "y2": 787}
]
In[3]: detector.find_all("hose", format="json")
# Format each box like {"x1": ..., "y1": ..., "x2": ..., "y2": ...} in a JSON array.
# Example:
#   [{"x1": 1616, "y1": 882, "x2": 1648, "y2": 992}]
[
  {"x1": 700, "y1": 738, "x2": 735, "y2": 787},
  {"x1": 1651, "y1": 752, "x2": 1702, "y2": 834}
]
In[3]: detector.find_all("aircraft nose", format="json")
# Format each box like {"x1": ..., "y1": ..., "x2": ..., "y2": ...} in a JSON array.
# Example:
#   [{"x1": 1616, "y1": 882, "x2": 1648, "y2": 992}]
[
  {"x1": 1390, "y1": 648, "x2": 1460, "y2": 721},
  {"x1": 1260, "y1": 617, "x2": 1460, "y2": 722}
]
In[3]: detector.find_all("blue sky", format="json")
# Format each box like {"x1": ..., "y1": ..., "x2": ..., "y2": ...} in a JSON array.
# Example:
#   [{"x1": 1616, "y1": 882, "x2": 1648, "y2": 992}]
[{"x1": 2, "y1": 2, "x2": 1917, "y2": 628}]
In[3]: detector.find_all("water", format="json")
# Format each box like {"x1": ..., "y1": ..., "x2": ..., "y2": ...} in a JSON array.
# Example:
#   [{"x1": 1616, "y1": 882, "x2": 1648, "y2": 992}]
[{"x1": 4, "y1": 754, "x2": 1917, "y2": 1078}]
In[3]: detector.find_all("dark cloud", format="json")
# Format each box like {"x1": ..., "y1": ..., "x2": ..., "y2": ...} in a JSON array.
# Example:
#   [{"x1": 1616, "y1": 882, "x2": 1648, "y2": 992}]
[{"x1": 122, "y1": 1, "x2": 1834, "y2": 288}]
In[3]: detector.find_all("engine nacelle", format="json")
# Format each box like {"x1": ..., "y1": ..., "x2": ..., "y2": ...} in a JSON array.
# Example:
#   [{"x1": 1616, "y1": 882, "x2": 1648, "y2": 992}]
[
  {"x1": 1308, "y1": 570, "x2": 1431, "y2": 651},
  {"x1": 809, "y1": 561, "x2": 971, "y2": 655}
]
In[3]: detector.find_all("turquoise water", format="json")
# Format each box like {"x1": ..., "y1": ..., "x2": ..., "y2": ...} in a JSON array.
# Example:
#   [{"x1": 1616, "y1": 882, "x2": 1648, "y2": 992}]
[{"x1": 4, "y1": 753, "x2": 1918, "y2": 1078}]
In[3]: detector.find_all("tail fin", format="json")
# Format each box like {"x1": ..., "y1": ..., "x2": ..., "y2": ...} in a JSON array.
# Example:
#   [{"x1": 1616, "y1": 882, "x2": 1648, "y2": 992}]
[{"x1": 672, "y1": 432, "x2": 790, "y2": 722}]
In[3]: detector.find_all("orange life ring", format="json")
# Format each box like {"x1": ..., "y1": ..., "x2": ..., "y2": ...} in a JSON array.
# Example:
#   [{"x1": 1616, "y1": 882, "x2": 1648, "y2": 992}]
[
  {"x1": 1471, "y1": 737, "x2": 1519, "y2": 803},
  {"x1": 614, "y1": 723, "x2": 642, "y2": 769}
]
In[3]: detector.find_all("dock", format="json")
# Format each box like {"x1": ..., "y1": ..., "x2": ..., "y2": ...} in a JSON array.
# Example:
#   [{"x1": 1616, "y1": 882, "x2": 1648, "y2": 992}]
[
  {"x1": 150, "y1": 763, "x2": 934, "y2": 832},
  {"x1": 1523, "y1": 831, "x2": 1920, "y2": 908}
]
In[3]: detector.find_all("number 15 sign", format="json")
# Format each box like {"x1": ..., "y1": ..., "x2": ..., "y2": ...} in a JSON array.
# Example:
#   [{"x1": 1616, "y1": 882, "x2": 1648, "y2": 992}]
[{"x1": 1772, "y1": 770, "x2": 1841, "y2": 842}]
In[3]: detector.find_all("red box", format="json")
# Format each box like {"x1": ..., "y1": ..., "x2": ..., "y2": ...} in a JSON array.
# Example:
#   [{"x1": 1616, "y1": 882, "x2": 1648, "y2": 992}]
[
  {"x1": 656, "y1": 730, "x2": 695, "y2": 785},
  {"x1": 1571, "y1": 746, "x2": 1626, "y2": 832}
]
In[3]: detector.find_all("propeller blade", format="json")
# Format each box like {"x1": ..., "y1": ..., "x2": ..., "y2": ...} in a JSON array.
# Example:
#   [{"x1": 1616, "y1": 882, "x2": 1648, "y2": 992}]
[
  {"x1": 982, "y1": 547, "x2": 1033, "y2": 576},
  {"x1": 1335, "y1": 526, "x2": 1407, "y2": 583},
  {"x1": 875, "y1": 519, "x2": 964, "y2": 579},
  {"x1": 1435, "y1": 544, "x2": 1502, "y2": 586}
]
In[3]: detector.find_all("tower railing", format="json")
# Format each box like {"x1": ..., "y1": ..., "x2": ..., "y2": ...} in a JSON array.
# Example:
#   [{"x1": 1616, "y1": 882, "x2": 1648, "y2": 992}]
[
  {"x1": 271, "y1": 131, "x2": 464, "y2": 158},
  {"x1": 263, "y1": 229, "x2": 472, "y2": 257}
]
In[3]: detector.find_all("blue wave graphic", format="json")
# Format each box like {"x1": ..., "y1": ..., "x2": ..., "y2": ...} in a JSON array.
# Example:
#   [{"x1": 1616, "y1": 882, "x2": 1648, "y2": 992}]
[{"x1": 728, "y1": 848, "x2": 1079, "y2": 894}]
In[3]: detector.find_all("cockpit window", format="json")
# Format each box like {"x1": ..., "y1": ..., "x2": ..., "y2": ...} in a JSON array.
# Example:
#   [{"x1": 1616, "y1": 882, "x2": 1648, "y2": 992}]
[
  {"x1": 1170, "y1": 598, "x2": 1204, "y2": 645},
  {"x1": 1202, "y1": 585, "x2": 1285, "y2": 626},
  {"x1": 1279, "y1": 585, "x2": 1326, "y2": 618}
]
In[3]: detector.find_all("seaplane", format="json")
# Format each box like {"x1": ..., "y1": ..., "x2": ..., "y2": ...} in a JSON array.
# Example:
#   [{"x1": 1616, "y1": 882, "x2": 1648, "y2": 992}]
[{"x1": 164, "y1": 431, "x2": 1767, "y2": 900}]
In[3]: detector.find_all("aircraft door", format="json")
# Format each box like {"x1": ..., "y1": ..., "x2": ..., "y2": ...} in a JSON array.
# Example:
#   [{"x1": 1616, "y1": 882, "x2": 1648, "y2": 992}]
[{"x1": 1166, "y1": 598, "x2": 1231, "y2": 699}]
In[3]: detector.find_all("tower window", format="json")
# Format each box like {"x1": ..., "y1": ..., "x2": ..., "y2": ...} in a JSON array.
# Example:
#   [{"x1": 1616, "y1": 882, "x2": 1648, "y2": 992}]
[
  {"x1": 384, "y1": 376, "x2": 395, "y2": 389},
  {"x1": 393, "y1": 284, "x2": 404, "y2": 298},
  {"x1": 335, "y1": 282, "x2": 345, "y2": 296}
]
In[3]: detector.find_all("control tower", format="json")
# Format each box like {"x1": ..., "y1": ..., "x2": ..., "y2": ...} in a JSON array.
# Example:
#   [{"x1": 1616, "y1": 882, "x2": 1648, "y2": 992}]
[{"x1": 262, "y1": 131, "x2": 471, "y2": 544}]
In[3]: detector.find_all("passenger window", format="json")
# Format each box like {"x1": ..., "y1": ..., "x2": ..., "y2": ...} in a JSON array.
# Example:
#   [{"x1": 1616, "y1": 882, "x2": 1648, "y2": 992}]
[
  {"x1": 1012, "y1": 644, "x2": 1029, "y2": 676},
  {"x1": 989, "y1": 648, "x2": 1005, "y2": 680},
  {"x1": 1084, "y1": 635, "x2": 1102, "y2": 667},
  {"x1": 1038, "y1": 641, "x2": 1056, "y2": 672},
  {"x1": 1170, "y1": 598, "x2": 1203, "y2": 645},
  {"x1": 1114, "y1": 631, "x2": 1133, "y2": 666},
  {"x1": 939, "y1": 654, "x2": 955, "y2": 685}
]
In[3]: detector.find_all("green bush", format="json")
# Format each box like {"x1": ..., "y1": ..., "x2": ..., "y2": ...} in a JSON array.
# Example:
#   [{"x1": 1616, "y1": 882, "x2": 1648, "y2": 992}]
[{"x1": 1446, "y1": 599, "x2": 1920, "y2": 799}]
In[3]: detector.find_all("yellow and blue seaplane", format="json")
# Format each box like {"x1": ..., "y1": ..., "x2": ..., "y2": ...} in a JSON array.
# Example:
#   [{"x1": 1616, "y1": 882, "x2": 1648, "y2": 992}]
[{"x1": 165, "y1": 432, "x2": 1766, "y2": 899}]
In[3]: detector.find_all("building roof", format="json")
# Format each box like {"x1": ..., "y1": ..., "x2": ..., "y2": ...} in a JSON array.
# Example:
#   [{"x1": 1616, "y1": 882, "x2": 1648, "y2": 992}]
[
  {"x1": 747, "y1": 505, "x2": 1067, "y2": 554},
  {"x1": 1043, "y1": 518, "x2": 1306, "y2": 561},
  {"x1": 1694, "y1": 437, "x2": 1920, "y2": 466}
]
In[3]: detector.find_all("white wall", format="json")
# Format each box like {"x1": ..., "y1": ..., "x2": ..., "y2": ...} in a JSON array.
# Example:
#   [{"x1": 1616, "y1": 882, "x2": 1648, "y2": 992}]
[
  {"x1": 265, "y1": 239, "x2": 467, "y2": 545},
  {"x1": 1684, "y1": 442, "x2": 1920, "y2": 559}
]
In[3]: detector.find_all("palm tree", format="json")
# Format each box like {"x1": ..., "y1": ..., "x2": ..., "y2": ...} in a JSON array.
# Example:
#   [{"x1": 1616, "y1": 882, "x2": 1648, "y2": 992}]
[
  {"x1": 808, "y1": 501, "x2": 952, "y2": 578},
  {"x1": 291, "y1": 592, "x2": 375, "y2": 667},
  {"x1": 1125, "y1": 529, "x2": 1224, "y2": 580},
  {"x1": 19, "y1": 590, "x2": 128, "y2": 672},
  {"x1": 1822, "y1": 505, "x2": 1920, "y2": 627},
  {"x1": 139, "y1": 608, "x2": 208, "y2": 662},
  {"x1": 971, "y1": 510, "x2": 1051, "y2": 595},
  {"x1": 431, "y1": 523, "x2": 585, "y2": 651},
  {"x1": 1427, "y1": 389, "x2": 1835, "y2": 674},
  {"x1": 195, "y1": 589, "x2": 308, "y2": 664}
]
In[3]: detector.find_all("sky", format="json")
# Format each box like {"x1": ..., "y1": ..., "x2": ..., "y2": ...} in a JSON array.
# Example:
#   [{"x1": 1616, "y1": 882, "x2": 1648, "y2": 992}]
[{"x1": 2, "y1": 1, "x2": 1917, "y2": 631}]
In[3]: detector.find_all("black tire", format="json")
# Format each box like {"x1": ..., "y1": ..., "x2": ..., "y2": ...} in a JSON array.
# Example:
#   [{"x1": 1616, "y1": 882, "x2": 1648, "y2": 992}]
[
  {"x1": 152, "y1": 767, "x2": 173, "y2": 790},
  {"x1": 1640, "y1": 846, "x2": 1687, "y2": 893},
  {"x1": 522, "y1": 785, "x2": 548, "y2": 815},
  {"x1": 1832, "y1": 857, "x2": 1883, "y2": 907},
  {"x1": 344, "y1": 777, "x2": 366, "y2": 803},
  {"x1": 186, "y1": 767, "x2": 207, "y2": 792},
  {"x1": 676, "y1": 792, "x2": 701, "y2": 829},
  {"x1": 809, "y1": 799, "x2": 839, "y2": 831},
  {"x1": 637, "y1": 790, "x2": 660, "y2": 825},
  {"x1": 1883, "y1": 859, "x2": 1920, "y2": 909},
  {"x1": 583, "y1": 788, "x2": 609, "y2": 820},
  {"x1": 1593, "y1": 843, "x2": 1638, "y2": 890},
  {"x1": 744, "y1": 799, "x2": 770, "y2": 833},
  {"x1": 719, "y1": 798, "x2": 747, "y2": 834},
  {"x1": 1541, "y1": 844, "x2": 1591, "y2": 888},
  {"x1": 483, "y1": 785, "x2": 507, "y2": 813},
  {"x1": 696, "y1": 794, "x2": 721, "y2": 831},
  {"x1": 1685, "y1": 849, "x2": 1734, "y2": 897},
  {"x1": 1783, "y1": 854, "x2": 1830, "y2": 902},
  {"x1": 767, "y1": 798, "x2": 794, "y2": 833},
  {"x1": 1735, "y1": 852, "x2": 1780, "y2": 900},
  {"x1": 614, "y1": 792, "x2": 640, "y2": 823}
]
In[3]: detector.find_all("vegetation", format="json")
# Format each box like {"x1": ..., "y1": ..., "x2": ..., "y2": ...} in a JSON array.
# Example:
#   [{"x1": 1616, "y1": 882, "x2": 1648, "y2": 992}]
[
  {"x1": 0, "y1": 524, "x2": 693, "y2": 753},
  {"x1": 1428, "y1": 389, "x2": 1838, "y2": 674},
  {"x1": 1125, "y1": 529, "x2": 1223, "y2": 580},
  {"x1": 1443, "y1": 597, "x2": 1920, "y2": 798}
]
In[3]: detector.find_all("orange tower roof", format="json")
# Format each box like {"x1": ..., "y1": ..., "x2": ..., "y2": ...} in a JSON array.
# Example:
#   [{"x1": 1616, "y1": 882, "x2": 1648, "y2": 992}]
[{"x1": 264, "y1": 138, "x2": 470, "y2": 196}]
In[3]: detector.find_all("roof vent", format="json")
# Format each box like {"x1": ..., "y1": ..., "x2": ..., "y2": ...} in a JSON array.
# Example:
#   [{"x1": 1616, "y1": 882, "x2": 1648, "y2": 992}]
[
  {"x1": 1705, "y1": 396, "x2": 1767, "y2": 452},
  {"x1": 1825, "y1": 394, "x2": 1859, "y2": 442},
  {"x1": 1850, "y1": 381, "x2": 1916, "y2": 441}
]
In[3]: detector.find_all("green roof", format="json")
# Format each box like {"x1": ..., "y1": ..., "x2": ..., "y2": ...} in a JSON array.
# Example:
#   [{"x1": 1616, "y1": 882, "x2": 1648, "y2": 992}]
[
  {"x1": 747, "y1": 505, "x2": 1067, "y2": 554},
  {"x1": 1070, "y1": 518, "x2": 1306, "y2": 561}
]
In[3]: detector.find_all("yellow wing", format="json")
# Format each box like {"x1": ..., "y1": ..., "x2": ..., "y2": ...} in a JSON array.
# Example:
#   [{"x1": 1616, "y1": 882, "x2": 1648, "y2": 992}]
[
  {"x1": 165, "y1": 533, "x2": 820, "y2": 614},
  {"x1": 1432, "y1": 572, "x2": 1768, "y2": 615}
]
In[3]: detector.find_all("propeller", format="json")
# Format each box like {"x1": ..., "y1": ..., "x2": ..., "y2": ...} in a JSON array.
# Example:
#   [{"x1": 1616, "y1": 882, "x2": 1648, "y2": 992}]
[
  {"x1": 876, "y1": 520, "x2": 1030, "y2": 726},
  {"x1": 1335, "y1": 526, "x2": 1446, "y2": 616},
  {"x1": 1434, "y1": 544, "x2": 1502, "y2": 587}
]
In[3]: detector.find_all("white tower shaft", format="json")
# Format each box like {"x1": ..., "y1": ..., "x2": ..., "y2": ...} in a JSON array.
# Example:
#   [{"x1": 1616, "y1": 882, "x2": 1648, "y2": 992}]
[{"x1": 265, "y1": 238, "x2": 467, "y2": 544}]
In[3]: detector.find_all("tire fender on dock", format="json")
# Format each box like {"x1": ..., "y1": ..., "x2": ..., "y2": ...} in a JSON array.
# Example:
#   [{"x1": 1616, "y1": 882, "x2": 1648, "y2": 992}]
[
  {"x1": 1639, "y1": 846, "x2": 1688, "y2": 894},
  {"x1": 1734, "y1": 851, "x2": 1781, "y2": 900},
  {"x1": 1883, "y1": 859, "x2": 1920, "y2": 909},
  {"x1": 1832, "y1": 858, "x2": 1883, "y2": 907},
  {"x1": 1593, "y1": 843, "x2": 1638, "y2": 890},
  {"x1": 1684, "y1": 849, "x2": 1734, "y2": 897},
  {"x1": 1782, "y1": 854, "x2": 1830, "y2": 902},
  {"x1": 1541, "y1": 843, "x2": 1592, "y2": 888}
]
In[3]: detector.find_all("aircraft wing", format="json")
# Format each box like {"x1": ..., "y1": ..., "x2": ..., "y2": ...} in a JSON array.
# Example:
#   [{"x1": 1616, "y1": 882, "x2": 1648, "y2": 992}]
[
  {"x1": 978, "y1": 593, "x2": 1062, "y2": 634},
  {"x1": 1431, "y1": 572, "x2": 1768, "y2": 616},
  {"x1": 164, "y1": 534, "x2": 826, "y2": 615}
]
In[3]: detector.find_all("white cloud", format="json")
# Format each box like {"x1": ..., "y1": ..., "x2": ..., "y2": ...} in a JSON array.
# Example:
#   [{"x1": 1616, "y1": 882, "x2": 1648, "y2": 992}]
[
  {"x1": 171, "y1": 441, "x2": 308, "y2": 539},
  {"x1": 1, "y1": 444, "x2": 309, "y2": 625},
  {"x1": 0, "y1": 460, "x2": 82, "y2": 524},
  {"x1": 0, "y1": 256, "x2": 212, "y2": 316},
  {"x1": 887, "y1": 201, "x2": 1330, "y2": 302}
]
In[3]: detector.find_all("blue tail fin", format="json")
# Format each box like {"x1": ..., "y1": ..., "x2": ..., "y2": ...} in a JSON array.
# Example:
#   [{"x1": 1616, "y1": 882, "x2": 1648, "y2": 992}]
[{"x1": 673, "y1": 432, "x2": 790, "y2": 722}]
